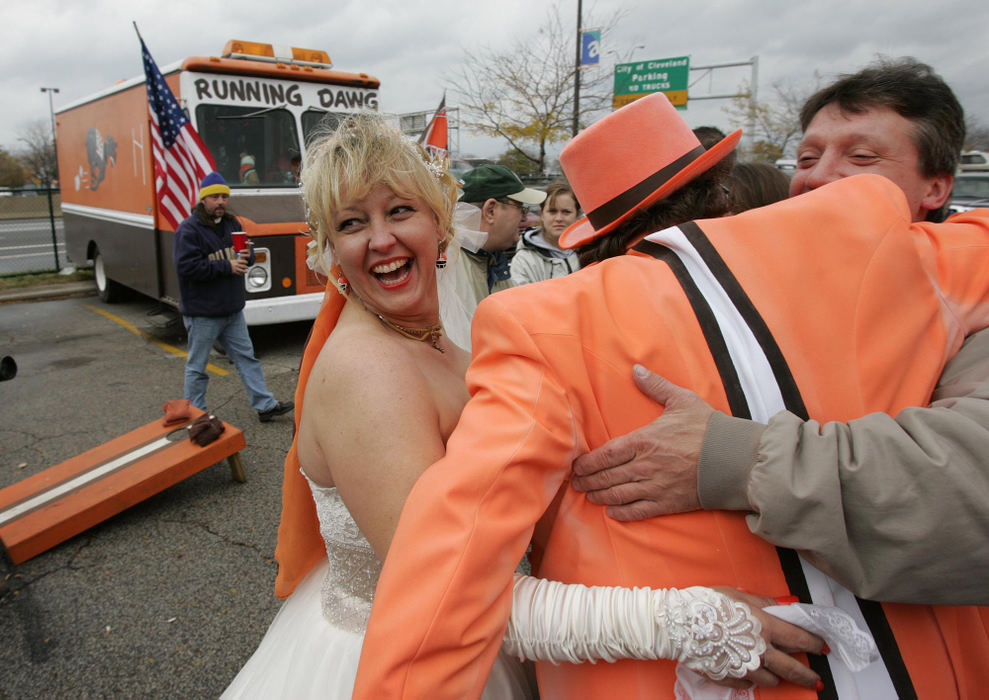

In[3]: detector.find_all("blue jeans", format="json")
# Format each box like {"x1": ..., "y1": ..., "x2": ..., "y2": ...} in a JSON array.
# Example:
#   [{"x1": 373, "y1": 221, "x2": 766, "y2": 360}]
[{"x1": 183, "y1": 313, "x2": 277, "y2": 413}]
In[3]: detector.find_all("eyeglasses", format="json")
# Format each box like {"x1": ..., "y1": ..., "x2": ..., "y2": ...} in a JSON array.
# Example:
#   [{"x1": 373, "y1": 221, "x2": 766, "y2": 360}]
[{"x1": 498, "y1": 198, "x2": 526, "y2": 212}]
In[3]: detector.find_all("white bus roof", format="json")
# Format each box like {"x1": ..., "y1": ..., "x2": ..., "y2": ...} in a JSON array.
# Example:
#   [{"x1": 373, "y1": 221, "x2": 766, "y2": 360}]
[{"x1": 56, "y1": 60, "x2": 183, "y2": 115}]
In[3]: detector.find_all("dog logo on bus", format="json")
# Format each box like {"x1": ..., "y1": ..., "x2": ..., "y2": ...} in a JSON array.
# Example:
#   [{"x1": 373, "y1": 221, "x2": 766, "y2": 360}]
[{"x1": 84, "y1": 128, "x2": 117, "y2": 191}]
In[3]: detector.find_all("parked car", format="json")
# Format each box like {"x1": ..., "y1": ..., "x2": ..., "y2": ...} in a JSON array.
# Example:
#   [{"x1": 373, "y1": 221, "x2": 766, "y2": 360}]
[
  {"x1": 948, "y1": 171, "x2": 989, "y2": 216},
  {"x1": 448, "y1": 157, "x2": 496, "y2": 182},
  {"x1": 959, "y1": 150, "x2": 989, "y2": 172},
  {"x1": 774, "y1": 158, "x2": 796, "y2": 173}
]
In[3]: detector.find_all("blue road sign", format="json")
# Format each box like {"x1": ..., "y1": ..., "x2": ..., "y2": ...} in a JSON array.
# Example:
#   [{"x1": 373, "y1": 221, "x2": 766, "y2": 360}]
[{"x1": 581, "y1": 29, "x2": 601, "y2": 66}]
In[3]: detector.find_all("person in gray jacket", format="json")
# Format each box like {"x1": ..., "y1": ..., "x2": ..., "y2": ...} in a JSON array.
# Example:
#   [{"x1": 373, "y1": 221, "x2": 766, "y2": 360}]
[
  {"x1": 571, "y1": 57, "x2": 989, "y2": 605},
  {"x1": 510, "y1": 182, "x2": 581, "y2": 285}
]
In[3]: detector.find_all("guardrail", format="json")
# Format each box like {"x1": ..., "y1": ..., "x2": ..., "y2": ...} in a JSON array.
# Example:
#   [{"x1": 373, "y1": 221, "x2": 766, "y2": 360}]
[
  {"x1": 520, "y1": 174, "x2": 567, "y2": 187},
  {"x1": 0, "y1": 187, "x2": 65, "y2": 275}
]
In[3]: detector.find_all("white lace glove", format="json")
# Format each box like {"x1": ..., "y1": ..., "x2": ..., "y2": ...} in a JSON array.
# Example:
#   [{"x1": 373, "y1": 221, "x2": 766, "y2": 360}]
[{"x1": 502, "y1": 574, "x2": 766, "y2": 681}]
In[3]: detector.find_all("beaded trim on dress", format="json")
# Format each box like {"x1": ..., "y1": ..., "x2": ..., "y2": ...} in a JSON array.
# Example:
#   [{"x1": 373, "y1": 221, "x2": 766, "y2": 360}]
[{"x1": 303, "y1": 473, "x2": 382, "y2": 634}]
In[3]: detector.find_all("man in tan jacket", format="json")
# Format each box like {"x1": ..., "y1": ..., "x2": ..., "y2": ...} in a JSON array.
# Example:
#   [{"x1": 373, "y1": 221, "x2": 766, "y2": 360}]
[
  {"x1": 455, "y1": 164, "x2": 545, "y2": 313},
  {"x1": 571, "y1": 57, "x2": 989, "y2": 606}
]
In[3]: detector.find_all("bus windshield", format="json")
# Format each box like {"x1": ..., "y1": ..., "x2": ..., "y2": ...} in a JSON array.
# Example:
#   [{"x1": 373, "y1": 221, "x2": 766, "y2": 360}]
[
  {"x1": 197, "y1": 105, "x2": 301, "y2": 187},
  {"x1": 301, "y1": 109, "x2": 345, "y2": 147}
]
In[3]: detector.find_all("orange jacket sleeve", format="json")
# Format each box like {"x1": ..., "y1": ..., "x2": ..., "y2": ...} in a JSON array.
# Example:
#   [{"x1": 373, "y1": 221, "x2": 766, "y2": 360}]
[{"x1": 912, "y1": 208, "x2": 989, "y2": 343}]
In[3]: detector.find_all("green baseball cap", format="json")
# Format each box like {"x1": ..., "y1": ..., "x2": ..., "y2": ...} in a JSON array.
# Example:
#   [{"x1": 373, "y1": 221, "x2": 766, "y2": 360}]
[{"x1": 461, "y1": 164, "x2": 546, "y2": 205}]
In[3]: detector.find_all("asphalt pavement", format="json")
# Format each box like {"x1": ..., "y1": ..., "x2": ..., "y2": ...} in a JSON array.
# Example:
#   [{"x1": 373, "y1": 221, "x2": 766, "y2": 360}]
[{"x1": 0, "y1": 286, "x2": 310, "y2": 698}]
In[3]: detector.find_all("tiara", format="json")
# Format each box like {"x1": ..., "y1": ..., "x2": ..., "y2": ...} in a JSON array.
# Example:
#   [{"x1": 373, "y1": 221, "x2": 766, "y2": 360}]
[
  {"x1": 421, "y1": 156, "x2": 445, "y2": 179},
  {"x1": 413, "y1": 140, "x2": 448, "y2": 180}
]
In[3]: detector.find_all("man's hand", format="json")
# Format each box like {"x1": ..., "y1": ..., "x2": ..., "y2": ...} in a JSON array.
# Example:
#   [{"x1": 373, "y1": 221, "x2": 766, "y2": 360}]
[
  {"x1": 571, "y1": 364, "x2": 715, "y2": 521},
  {"x1": 230, "y1": 254, "x2": 248, "y2": 276}
]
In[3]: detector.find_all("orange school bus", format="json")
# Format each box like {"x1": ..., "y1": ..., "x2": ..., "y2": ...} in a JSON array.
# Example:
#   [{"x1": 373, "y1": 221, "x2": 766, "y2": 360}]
[{"x1": 56, "y1": 40, "x2": 379, "y2": 324}]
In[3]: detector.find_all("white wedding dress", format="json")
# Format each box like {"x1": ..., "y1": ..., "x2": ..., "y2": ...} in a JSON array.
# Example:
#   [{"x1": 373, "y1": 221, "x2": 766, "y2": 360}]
[{"x1": 222, "y1": 476, "x2": 536, "y2": 699}]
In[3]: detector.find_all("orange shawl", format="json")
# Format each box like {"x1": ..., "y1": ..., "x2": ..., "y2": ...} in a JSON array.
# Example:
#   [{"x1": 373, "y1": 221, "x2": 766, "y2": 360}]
[{"x1": 273, "y1": 283, "x2": 346, "y2": 598}]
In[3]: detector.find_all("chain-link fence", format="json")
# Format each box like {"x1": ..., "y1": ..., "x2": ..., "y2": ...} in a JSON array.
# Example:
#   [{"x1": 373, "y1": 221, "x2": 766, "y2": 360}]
[{"x1": 0, "y1": 187, "x2": 65, "y2": 276}]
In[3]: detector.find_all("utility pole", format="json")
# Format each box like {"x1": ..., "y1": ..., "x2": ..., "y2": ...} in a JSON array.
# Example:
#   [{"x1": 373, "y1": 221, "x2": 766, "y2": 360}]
[{"x1": 572, "y1": 0, "x2": 582, "y2": 136}]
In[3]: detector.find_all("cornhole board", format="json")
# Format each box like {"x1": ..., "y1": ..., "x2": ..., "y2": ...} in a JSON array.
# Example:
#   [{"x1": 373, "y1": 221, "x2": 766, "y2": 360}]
[{"x1": 0, "y1": 407, "x2": 246, "y2": 565}]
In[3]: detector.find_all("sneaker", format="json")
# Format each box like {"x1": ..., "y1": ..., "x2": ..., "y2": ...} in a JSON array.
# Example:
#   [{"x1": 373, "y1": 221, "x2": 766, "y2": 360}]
[{"x1": 258, "y1": 400, "x2": 294, "y2": 423}]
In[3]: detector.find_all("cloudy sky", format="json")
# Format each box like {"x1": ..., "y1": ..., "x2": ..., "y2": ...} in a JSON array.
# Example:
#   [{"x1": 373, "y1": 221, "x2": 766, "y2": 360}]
[{"x1": 3, "y1": 0, "x2": 987, "y2": 160}]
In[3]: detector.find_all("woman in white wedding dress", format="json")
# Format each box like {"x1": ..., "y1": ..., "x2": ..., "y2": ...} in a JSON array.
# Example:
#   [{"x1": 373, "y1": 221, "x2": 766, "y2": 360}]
[{"x1": 222, "y1": 115, "x2": 837, "y2": 699}]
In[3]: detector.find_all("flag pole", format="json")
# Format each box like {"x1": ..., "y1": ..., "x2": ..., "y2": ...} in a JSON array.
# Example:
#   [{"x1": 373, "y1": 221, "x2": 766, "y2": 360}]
[
  {"x1": 132, "y1": 21, "x2": 163, "y2": 295},
  {"x1": 418, "y1": 91, "x2": 446, "y2": 146},
  {"x1": 135, "y1": 26, "x2": 216, "y2": 231}
]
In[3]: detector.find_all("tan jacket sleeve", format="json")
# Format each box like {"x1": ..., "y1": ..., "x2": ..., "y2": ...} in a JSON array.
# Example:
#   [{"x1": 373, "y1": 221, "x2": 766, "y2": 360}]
[{"x1": 698, "y1": 327, "x2": 989, "y2": 605}]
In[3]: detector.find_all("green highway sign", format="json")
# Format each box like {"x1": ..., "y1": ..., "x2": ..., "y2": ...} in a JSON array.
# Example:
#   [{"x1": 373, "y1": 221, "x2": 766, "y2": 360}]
[{"x1": 613, "y1": 56, "x2": 690, "y2": 109}]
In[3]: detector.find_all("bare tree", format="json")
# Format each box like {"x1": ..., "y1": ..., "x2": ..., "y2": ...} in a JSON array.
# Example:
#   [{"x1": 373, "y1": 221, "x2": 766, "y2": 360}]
[
  {"x1": 724, "y1": 78, "x2": 814, "y2": 163},
  {"x1": 0, "y1": 148, "x2": 28, "y2": 187},
  {"x1": 965, "y1": 114, "x2": 989, "y2": 152},
  {"x1": 449, "y1": 1, "x2": 621, "y2": 173},
  {"x1": 17, "y1": 119, "x2": 58, "y2": 185}
]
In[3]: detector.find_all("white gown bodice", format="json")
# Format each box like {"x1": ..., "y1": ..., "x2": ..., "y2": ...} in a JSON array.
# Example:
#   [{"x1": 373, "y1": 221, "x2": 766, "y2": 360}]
[{"x1": 306, "y1": 476, "x2": 382, "y2": 634}]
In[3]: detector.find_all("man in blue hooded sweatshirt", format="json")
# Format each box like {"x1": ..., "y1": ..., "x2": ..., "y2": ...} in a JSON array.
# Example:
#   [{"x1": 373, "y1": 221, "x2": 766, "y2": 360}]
[{"x1": 173, "y1": 172, "x2": 293, "y2": 422}]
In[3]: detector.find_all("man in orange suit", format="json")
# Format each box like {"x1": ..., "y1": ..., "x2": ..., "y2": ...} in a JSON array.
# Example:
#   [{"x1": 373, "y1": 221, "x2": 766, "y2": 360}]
[{"x1": 353, "y1": 93, "x2": 989, "y2": 698}]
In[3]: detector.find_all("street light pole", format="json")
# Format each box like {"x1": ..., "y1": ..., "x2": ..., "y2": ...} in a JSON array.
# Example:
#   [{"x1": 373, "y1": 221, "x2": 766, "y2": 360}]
[
  {"x1": 606, "y1": 44, "x2": 646, "y2": 64},
  {"x1": 39, "y1": 87, "x2": 60, "y2": 184},
  {"x1": 40, "y1": 86, "x2": 61, "y2": 270},
  {"x1": 40, "y1": 87, "x2": 59, "y2": 146}
]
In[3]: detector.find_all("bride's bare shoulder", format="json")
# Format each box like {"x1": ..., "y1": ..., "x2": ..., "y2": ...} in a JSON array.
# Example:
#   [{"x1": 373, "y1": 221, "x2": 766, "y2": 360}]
[{"x1": 306, "y1": 323, "x2": 428, "y2": 411}]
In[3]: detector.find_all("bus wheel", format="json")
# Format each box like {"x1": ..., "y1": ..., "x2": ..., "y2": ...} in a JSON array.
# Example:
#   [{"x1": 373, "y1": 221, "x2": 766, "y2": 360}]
[{"x1": 93, "y1": 246, "x2": 124, "y2": 303}]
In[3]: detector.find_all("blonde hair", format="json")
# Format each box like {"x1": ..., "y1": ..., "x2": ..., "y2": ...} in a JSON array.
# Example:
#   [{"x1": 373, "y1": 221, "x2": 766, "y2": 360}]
[{"x1": 302, "y1": 113, "x2": 459, "y2": 289}]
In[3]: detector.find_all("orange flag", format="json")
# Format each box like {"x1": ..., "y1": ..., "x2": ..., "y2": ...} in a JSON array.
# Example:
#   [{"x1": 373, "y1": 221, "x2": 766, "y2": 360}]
[{"x1": 419, "y1": 94, "x2": 448, "y2": 159}]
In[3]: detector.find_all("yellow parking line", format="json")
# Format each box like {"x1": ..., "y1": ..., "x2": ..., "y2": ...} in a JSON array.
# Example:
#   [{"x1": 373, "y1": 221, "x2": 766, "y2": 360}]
[{"x1": 83, "y1": 304, "x2": 229, "y2": 376}]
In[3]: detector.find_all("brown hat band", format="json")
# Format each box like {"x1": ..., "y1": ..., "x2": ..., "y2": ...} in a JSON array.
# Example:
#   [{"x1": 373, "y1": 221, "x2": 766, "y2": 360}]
[{"x1": 585, "y1": 145, "x2": 706, "y2": 231}]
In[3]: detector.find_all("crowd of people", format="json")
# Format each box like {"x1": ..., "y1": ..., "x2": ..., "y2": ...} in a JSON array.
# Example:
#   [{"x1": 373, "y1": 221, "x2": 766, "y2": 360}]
[{"x1": 210, "y1": 55, "x2": 989, "y2": 699}]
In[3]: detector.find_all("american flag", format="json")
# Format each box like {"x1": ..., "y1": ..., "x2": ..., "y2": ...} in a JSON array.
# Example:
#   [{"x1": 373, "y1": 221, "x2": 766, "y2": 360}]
[{"x1": 140, "y1": 37, "x2": 216, "y2": 230}]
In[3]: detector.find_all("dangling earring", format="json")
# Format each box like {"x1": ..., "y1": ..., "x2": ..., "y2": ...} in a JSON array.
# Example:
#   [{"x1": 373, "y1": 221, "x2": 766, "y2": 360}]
[
  {"x1": 330, "y1": 263, "x2": 348, "y2": 295},
  {"x1": 436, "y1": 246, "x2": 447, "y2": 269}
]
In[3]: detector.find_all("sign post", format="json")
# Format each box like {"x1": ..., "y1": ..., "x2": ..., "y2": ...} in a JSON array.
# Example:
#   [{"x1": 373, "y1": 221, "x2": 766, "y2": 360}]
[{"x1": 613, "y1": 55, "x2": 689, "y2": 109}]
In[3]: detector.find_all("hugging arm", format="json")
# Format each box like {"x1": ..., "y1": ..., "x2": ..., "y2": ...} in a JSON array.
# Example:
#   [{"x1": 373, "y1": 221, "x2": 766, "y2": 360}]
[
  {"x1": 505, "y1": 574, "x2": 823, "y2": 689},
  {"x1": 572, "y1": 329, "x2": 989, "y2": 605},
  {"x1": 573, "y1": 210, "x2": 989, "y2": 605},
  {"x1": 732, "y1": 327, "x2": 989, "y2": 604}
]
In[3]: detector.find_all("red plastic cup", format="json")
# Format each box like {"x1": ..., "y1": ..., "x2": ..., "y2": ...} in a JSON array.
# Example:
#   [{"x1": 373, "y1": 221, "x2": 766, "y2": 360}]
[{"x1": 232, "y1": 232, "x2": 247, "y2": 252}]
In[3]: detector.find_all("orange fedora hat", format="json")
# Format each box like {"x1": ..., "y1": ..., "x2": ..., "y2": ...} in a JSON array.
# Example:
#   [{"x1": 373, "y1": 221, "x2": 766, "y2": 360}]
[{"x1": 558, "y1": 93, "x2": 741, "y2": 249}]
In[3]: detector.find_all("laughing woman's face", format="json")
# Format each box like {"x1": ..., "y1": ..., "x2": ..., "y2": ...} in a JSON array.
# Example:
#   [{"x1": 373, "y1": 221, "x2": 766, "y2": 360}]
[{"x1": 329, "y1": 183, "x2": 445, "y2": 327}]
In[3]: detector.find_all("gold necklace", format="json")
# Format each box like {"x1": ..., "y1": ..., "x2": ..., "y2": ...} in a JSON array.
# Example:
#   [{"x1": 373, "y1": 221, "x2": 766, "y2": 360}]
[{"x1": 375, "y1": 314, "x2": 445, "y2": 353}]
